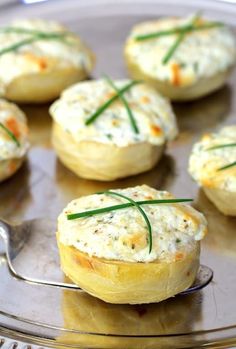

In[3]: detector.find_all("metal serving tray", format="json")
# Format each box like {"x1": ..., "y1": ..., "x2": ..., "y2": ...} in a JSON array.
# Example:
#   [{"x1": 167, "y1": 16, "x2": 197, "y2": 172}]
[{"x1": 0, "y1": 0, "x2": 236, "y2": 348}]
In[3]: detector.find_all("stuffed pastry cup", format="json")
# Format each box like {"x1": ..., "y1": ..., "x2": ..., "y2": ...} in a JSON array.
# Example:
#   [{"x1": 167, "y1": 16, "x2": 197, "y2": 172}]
[
  {"x1": 50, "y1": 79, "x2": 177, "y2": 181},
  {"x1": 57, "y1": 185, "x2": 207, "y2": 304},
  {"x1": 0, "y1": 99, "x2": 29, "y2": 182},
  {"x1": 189, "y1": 126, "x2": 236, "y2": 216},
  {"x1": 125, "y1": 15, "x2": 236, "y2": 101},
  {"x1": 0, "y1": 19, "x2": 94, "y2": 103}
]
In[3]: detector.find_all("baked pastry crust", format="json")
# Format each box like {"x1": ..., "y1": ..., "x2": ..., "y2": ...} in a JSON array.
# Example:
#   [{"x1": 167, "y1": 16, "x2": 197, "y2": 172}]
[
  {"x1": 125, "y1": 16, "x2": 236, "y2": 101},
  {"x1": 4, "y1": 66, "x2": 91, "y2": 104},
  {"x1": 58, "y1": 239, "x2": 200, "y2": 304},
  {"x1": 50, "y1": 79, "x2": 177, "y2": 181},
  {"x1": 196, "y1": 189, "x2": 236, "y2": 258},
  {"x1": 52, "y1": 122, "x2": 164, "y2": 181},
  {"x1": 57, "y1": 185, "x2": 207, "y2": 304},
  {"x1": 0, "y1": 19, "x2": 94, "y2": 103},
  {"x1": 203, "y1": 187, "x2": 236, "y2": 216},
  {"x1": 0, "y1": 158, "x2": 25, "y2": 182}
]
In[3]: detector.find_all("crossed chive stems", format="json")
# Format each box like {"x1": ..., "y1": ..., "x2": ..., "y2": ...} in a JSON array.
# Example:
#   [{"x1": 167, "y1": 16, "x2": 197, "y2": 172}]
[
  {"x1": 134, "y1": 13, "x2": 223, "y2": 65},
  {"x1": 0, "y1": 26, "x2": 71, "y2": 57},
  {"x1": 67, "y1": 191, "x2": 193, "y2": 253},
  {"x1": 206, "y1": 143, "x2": 236, "y2": 171},
  {"x1": 162, "y1": 13, "x2": 201, "y2": 65},
  {"x1": 85, "y1": 77, "x2": 140, "y2": 134},
  {"x1": 0, "y1": 122, "x2": 20, "y2": 147}
]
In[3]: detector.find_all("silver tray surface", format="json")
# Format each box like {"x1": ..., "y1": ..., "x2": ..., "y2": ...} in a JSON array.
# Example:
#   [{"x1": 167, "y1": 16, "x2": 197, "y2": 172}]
[{"x1": 0, "y1": 1, "x2": 236, "y2": 348}]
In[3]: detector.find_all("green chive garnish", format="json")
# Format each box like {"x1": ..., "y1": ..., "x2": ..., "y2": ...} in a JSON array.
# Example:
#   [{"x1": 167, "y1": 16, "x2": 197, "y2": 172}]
[
  {"x1": 162, "y1": 30, "x2": 186, "y2": 65},
  {"x1": 0, "y1": 122, "x2": 20, "y2": 147},
  {"x1": 0, "y1": 28, "x2": 70, "y2": 57},
  {"x1": 85, "y1": 80, "x2": 140, "y2": 126},
  {"x1": 218, "y1": 161, "x2": 236, "y2": 171},
  {"x1": 135, "y1": 22, "x2": 223, "y2": 41},
  {"x1": 0, "y1": 37, "x2": 41, "y2": 57},
  {"x1": 162, "y1": 13, "x2": 201, "y2": 65},
  {"x1": 67, "y1": 194, "x2": 193, "y2": 253},
  {"x1": 104, "y1": 76, "x2": 139, "y2": 134},
  {"x1": 0, "y1": 26, "x2": 69, "y2": 38},
  {"x1": 205, "y1": 142, "x2": 236, "y2": 171},
  {"x1": 67, "y1": 198, "x2": 193, "y2": 220},
  {"x1": 101, "y1": 190, "x2": 152, "y2": 252},
  {"x1": 207, "y1": 143, "x2": 236, "y2": 150}
]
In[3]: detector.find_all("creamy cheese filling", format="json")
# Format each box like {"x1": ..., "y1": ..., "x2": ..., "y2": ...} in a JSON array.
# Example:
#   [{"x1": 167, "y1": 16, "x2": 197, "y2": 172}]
[
  {"x1": 0, "y1": 19, "x2": 93, "y2": 92},
  {"x1": 126, "y1": 16, "x2": 236, "y2": 86},
  {"x1": 58, "y1": 185, "x2": 207, "y2": 263},
  {"x1": 0, "y1": 99, "x2": 29, "y2": 160},
  {"x1": 189, "y1": 126, "x2": 236, "y2": 192},
  {"x1": 50, "y1": 79, "x2": 178, "y2": 147}
]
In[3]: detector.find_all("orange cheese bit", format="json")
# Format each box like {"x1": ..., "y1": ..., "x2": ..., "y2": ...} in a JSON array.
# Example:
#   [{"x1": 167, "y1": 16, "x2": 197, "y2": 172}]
[
  {"x1": 5, "y1": 117, "x2": 20, "y2": 138},
  {"x1": 175, "y1": 251, "x2": 184, "y2": 261},
  {"x1": 112, "y1": 119, "x2": 120, "y2": 127},
  {"x1": 201, "y1": 178, "x2": 213, "y2": 187},
  {"x1": 145, "y1": 195, "x2": 154, "y2": 200},
  {"x1": 171, "y1": 62, "x2": 181, "y2": 86},
  {"x1": 106, "y1": 91, "x2": 116, "y2": 99},
  {"x1": 24, "y1": 53, "x2": 48, "y2": 71},
  {"x1": 140, "y1": 95, "x2": 150, "y2": 104},
  {"x1": 100, "y1": 91, "x2": 116, "y2": 106},
  {"x1": 150, "y1": 124, "x2": 163, "y2": 136}
]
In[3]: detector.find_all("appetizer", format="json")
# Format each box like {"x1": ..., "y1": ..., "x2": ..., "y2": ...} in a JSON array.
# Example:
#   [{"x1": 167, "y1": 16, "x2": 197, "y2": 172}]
[
  {"x1": 0, "y1": 99, "x2": 29, "y2": 182},
  {"x1": 124, "y1": 14, "x2": 236, "y2": 101},
  {"x1": 0, "y1": 19, "x2": 94, "y2": 103},
  {"x1": 50, "y1": 78, "x2": 177, "y2": 181},
  {"x1": 189, "y1": 125, "x2": 236, "y2": 216},
  {"x1": 57, "y1": 185, "x2": 207, "y2": 304}
]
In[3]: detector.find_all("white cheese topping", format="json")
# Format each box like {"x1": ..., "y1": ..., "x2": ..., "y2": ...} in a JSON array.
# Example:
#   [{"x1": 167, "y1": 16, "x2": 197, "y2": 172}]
[
  {"x1": 50, "y1": 79, "x2": 177, "y2": 147},
  {"x1": 125, "y1": 15, "x2": 236, "y2": 87},
  {"x1": 0, "y1": 99, "x2": 29, "y2": 160},
  {"x1": 0, "y1": 19, "x2": 93, "y2": 93},
  {"x1": 189, "y1": 125, "x2": 236, "y2": 192},
  {"x1": 58, "y1": 185, "x2": 207, "y2": 263}
]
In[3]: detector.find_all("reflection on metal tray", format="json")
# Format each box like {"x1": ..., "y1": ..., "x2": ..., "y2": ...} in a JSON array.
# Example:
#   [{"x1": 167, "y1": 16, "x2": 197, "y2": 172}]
[{"x1": 0, "y1": 0, "x2": 236, "y2": 348}]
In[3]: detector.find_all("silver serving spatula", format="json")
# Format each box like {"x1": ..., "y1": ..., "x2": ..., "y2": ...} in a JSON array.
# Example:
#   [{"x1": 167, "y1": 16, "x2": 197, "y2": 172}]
[{"x1": 0, "y1": 218, "x2": 213, "y2": 293}]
